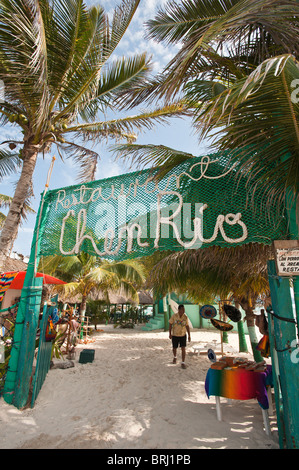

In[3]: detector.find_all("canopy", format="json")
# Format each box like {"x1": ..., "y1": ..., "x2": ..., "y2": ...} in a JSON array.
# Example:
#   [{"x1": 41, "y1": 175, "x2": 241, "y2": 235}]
[{"x1": 0, "y1": 271, "x2": 66, "y2": 290}]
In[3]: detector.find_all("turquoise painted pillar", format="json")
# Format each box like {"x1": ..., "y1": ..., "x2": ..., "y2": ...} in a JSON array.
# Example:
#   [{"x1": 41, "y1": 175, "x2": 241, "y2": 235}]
[
  {"x1": 3, "y1": 189, "x2": 49, "y2": 407},
  {"x1": 13, "y1": 277, "x2": 44, "y2": 408},
  {"x1": 288, "y1": 193, "x2": 299, "y2": 332},
  {"x1": 237, "y1": 320, "x2": 248, "y2": 353},
  {"x1": 266, "y1": 189, "x2": 299, "y2": 448},
  {"x1": 267, "y1": 260, "x2": 299, "y2": 448}
]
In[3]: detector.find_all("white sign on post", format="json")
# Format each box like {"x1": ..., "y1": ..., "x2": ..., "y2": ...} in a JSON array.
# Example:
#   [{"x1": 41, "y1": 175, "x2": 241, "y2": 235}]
[{"x1": 274, "y1": 240, "x2": 299, "y2": 276}]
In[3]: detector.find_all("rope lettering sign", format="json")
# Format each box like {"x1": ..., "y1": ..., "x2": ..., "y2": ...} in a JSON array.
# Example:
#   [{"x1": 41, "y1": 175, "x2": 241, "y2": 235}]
[
  {"x1": 273, "y1": 240, "x2": 299, "y2": 276},
  {"x1": 39, "y1": 154, "x2": 288, "y2": 261}
]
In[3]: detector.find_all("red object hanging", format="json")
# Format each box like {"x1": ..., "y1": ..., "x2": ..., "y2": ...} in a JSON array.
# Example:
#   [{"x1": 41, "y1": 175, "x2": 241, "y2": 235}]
[{"x1": 1, "y1": 271, "x2": 66, "y2": 290}]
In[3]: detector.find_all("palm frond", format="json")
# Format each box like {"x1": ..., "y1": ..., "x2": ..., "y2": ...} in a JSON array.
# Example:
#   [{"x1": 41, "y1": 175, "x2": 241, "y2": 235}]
[
  {"x1": 145, "y1": 0, "x2": 299, "y2": 99},
  {"x1": 97, "y1": 53, "x2": 151, "y2": 105},
  {"x1": 0, "y1": 193, "x2": 11, "y2": 209},
  {"x1": 54, "y1": 280, "x2": 82, "y2": 296},
  {"x1": 146, "y1": 0, "x2": 237, "y2": 45},
  {"x1": 70, "y1": 52, "x2": 153, "y2": 122},
  {"x1": 52, "y1": 0, "x2": 141, "y2": 122},
  {"x1": 113, "y1": 143, "x2": 195, "y2": 177},
  {"x1": 102, "y1": 259, "x2": 146, "y2": 286},
  {"x1": 147, "y1": 243, "x2": 273, "y2": 300},
  {"x1": 58, "y1": 142, "x2": 99, "y2": 182},
  {"x1": 114, "y1": 279, "x2": 139, "y2": 303},
  {"x1": 40, "y1": 254, "x2": 87, "y2": 282},
  {"x1": 109, "y1": 0, "x2": 140, "y2": 54},
  {"x1": 184, "y1": 78, "x2": 227, "y2": 104},
  {"x1": 41, "y1": 253, "x2": 145, "y2": 304},
  {"x1": 0, "y1": 0, "x2": 50, "y2": 130},
  {"x1": 47, "y1": 1, "x2": 108, "y2": 115},
  {"x1": 65, "y1": 102, "x2": 189, "y2": 141},
  {"x1": 195, "y1": 54, "x2": 299, "y2": 201},
  {"x1": 0, "y1": 150, "x2": 22, "y2": 180}
]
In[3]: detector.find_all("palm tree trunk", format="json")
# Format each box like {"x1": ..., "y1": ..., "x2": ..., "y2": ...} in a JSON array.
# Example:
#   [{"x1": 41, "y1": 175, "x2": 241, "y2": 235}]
[
  {"x1": 0, "y1": 143, "x2": 39, "y2": 271},
  {"x1": 79, "y1": 295, "x2": 87, "y2": 339},
  {"x1": 80, "y1": 295, "x2": 87, "y2": 322},
  {"x1": 234, "y1": 300, "x2": 248, "y2": 353},
  {"x1": 240, "y1": 299, "x2": 263, "y2": 362}
]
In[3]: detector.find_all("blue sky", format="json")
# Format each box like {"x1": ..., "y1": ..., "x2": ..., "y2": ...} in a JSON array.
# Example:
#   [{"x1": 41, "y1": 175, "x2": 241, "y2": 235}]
[{"x1": 0, "y1": 0, "x2": 211, "y2": 256}]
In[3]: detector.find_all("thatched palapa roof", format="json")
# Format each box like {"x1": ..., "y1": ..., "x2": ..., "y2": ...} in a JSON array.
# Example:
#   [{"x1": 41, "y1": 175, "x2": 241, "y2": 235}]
[
  {"x1": 59, "y1": 290, "x2": 153, "y2": 306},
  {"x1": 1, "y1": 256, "x2": 28, "y2": 273}
]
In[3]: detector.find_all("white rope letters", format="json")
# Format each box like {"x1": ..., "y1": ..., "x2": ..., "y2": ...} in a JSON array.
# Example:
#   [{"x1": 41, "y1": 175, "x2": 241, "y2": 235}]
[{"x1": 56, "y1": 157, "x2": 249, "y2": 257}]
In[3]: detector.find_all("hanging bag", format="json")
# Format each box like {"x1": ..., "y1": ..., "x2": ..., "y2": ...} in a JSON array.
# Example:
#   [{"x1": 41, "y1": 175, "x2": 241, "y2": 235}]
[{"x1": 45, "y1": 317, "x2": 57, "y2": 342}]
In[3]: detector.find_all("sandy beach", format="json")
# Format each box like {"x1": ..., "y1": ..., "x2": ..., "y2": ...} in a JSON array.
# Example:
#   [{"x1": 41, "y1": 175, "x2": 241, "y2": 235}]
[{"x1": 0, "y1": 326, "x2": 279, "y2": 449}]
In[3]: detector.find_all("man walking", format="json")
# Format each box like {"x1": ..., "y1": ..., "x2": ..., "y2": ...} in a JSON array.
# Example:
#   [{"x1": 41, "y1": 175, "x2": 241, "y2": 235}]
[{"x1": 169, "y1": 304, "x2": 191, "y2": 369}]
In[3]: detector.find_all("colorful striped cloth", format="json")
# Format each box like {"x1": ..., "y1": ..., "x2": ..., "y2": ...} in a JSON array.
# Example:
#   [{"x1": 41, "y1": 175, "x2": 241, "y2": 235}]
[
  {"x1": 0, "y1": 272, "x2": 18, "y2": 305},
  {"x1": 205, "y1": 365, "x2": 273, "y2": 409}
]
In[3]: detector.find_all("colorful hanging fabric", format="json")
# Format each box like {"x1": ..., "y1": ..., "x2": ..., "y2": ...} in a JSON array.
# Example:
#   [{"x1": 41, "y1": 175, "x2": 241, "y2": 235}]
[
  {"x1": 205, "y1": 365, "x2": 273, "y2": 409},
  {"x1": 256, "y1": 334, "x2": 271, "y2": 358},
  {"x1": 45, "y1": 317, "x2": 57, "y2": 342},
  {"x1": 0, "y1": 272, "x2": 18, "y2": 306}
]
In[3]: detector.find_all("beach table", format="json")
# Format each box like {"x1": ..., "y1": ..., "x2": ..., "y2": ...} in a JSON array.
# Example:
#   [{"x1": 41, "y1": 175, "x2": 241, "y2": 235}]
[{"x1": 205, "y1": 365, "x2": 273, "y2": 436}]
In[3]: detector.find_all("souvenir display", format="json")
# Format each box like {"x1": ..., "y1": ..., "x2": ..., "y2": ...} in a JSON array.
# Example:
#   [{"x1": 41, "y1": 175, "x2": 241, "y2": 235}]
[
  {"x1": 200, "y1": 305, "x2": 217, "y2": 319},
  {"x1": 211, "y1": 318, "x2": 234, "y2": 331},
  {"x1": 207, "y1": 348, "x2": 217, "y2": 363},
  {"x1": 223, "y1": 304, "x2": 242, "y2": 322}
]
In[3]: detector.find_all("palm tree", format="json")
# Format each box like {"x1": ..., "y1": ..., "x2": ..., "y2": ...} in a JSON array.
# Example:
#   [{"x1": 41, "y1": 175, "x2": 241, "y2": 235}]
[
  {"x1": 191, "y1": 54, "x2": 299, "y2": 207},
  {"x1": 0, "y1": 0, "x2": 187, "y2": 270},
  {"x1": 40, "y1": 252, "x2": 146, "y2": 322},
  {"x1": 114, "y1": 0, "x2": 299, "y2": 205}
]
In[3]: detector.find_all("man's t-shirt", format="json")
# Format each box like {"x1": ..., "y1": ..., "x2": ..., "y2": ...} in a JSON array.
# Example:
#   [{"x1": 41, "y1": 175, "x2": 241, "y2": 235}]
[{"x1": 169, "y1": 313, "x2": 189, "y2": 337}]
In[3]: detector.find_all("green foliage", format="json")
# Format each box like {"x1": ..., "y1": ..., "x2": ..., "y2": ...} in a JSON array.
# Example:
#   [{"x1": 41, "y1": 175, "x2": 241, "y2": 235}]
[
  {"x1": 114, "y1": 0, "x2": 299, "y2": 203},
  {"x1": 0, "y1": 346, "x2": 11, "y2": 395},
  {"x1": 40, "y1": 253, "x2": 146, "y2": 311},
  {"x1": 0, "y1": 0, "x2": 186, "y2": 261},
  {"x1": 0, "y1": 0, "x2": 186, "y2": 174},
  {"x1": 113, "y1": 306, "x2": 140, "y2": 328},
  {"x1": 50, "y1": 332, "x2": 65, "y2": 361},
  {"x1": 86, "y1": 300, "x2": 109, "y2": 327}
]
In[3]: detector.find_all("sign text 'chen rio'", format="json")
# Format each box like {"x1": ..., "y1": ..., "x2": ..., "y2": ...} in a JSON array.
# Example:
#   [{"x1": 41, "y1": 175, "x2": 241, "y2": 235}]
[{"x1": 38, "y1": 153, "x2": 289, "y2": 261}]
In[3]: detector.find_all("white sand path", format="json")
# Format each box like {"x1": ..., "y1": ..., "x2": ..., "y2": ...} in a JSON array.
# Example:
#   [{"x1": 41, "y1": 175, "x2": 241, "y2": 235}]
[{"x1": 0, "y1": 327, "x2": 279, "y2": 449}]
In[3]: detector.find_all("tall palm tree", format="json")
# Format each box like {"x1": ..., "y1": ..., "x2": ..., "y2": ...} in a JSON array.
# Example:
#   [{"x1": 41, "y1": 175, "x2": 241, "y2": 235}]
[
  {"x1": 0, "y1": 0, "x2": 186, "y2": 270},
  {"x1": 40, "y1": 252, "x2": 146, "y2": 321}
]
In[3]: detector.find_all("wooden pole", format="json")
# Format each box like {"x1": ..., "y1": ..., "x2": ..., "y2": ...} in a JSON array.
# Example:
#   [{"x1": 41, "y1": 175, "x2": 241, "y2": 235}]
[{"x1": 66, "y1": 307, "x2": 73, "y2": 354}]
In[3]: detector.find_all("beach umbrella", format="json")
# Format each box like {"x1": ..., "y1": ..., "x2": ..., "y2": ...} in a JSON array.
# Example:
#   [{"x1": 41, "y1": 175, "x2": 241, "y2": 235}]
[
  {"x1": 200, "y1": 305, "x2": 217, "y2": 319},
  {"x1": 0, "y1": 271, "x2": 66, "y2": 290},
  {"x1": 223, "y1": 304, "x2": 242, "y2": 322}
]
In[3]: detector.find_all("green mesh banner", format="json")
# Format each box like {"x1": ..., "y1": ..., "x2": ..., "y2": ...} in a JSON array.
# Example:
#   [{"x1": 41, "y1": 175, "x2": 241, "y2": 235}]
[{"x1": 39, "y1": 152, "x2": 288, "y2": 261}]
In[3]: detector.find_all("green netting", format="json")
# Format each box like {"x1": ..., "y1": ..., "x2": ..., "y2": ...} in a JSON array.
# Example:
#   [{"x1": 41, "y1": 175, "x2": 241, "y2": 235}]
[{"x1": 39, "y1": 152, "x2": 289, "y2": 261}]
